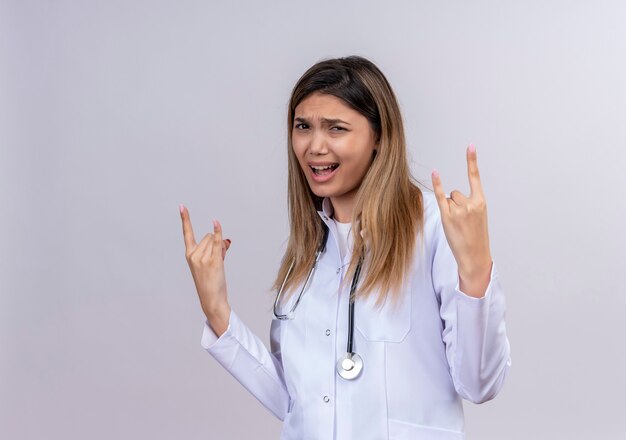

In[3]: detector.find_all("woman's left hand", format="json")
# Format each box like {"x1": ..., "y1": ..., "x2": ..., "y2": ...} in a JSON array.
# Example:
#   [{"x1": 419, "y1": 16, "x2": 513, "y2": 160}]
[{"x1": 431, "y1": 144, "x2": 493, "y2": 298}]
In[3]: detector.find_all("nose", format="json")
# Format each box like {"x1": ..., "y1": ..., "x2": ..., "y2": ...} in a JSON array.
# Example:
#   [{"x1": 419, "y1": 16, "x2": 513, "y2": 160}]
[{"x1": 308, "y1": 131, "x2": 329, "y2": 156}]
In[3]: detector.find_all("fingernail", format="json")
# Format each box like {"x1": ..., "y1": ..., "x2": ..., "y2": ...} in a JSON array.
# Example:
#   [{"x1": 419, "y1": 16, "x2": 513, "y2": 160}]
[
  {"x1": 212, "y1": 219, "x2": 218, "y2": 229},
  {"x1": 468, "y1": 144, "x2": 475, "y2": 153},
  {"x1": 432, "y1": 169, "x2": 439, "y2": 179},
  {"x1": 179, "y1": 204, "x2": 185, "y2": 214}
]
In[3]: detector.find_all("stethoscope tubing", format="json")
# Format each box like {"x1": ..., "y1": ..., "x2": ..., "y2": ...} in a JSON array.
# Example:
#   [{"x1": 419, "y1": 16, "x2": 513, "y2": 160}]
[
  {"x1": 346, "y1": 255, "x2": 363, "y2": 355},
  {"x1": 273, "y1": 225, "x2": 328, "y2": 320},
  {"x1": 273, "y1": 221, "x2": 364, "y2": 380}
]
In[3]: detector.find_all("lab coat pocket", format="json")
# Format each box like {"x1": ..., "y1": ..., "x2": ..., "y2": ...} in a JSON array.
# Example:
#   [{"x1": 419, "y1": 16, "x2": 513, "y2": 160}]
[
  {"x1": 355, "y1": 287, "x2": 412, "y2": 342},
  {"x1": 389, "y1": 419, "x2": 463, "y2": 440}
]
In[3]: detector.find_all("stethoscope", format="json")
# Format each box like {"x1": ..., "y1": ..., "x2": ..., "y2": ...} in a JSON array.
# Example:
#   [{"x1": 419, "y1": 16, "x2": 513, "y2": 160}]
[{"x1": 273, "y1": 222, "x2": 364, "y2": 380}]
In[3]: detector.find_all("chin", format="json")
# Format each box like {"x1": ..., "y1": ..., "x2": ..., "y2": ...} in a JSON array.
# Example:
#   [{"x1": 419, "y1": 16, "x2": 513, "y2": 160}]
[
  {"x1": 307, "y1": 184, "x2": 336, "y2": 199},
  {"x1": 310, "y1": 188, "x2": 333, "y2": 198}
]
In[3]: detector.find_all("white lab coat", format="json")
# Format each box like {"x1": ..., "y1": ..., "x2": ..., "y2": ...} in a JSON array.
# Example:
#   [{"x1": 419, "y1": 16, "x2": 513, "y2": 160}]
[{"x1": 201, "y1": 191, "x2": 511, "y2": 440}]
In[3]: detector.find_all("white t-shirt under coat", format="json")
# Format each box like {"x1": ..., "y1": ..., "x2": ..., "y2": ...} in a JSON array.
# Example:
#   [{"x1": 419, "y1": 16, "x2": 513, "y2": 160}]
[{"x1": 332, "y1": 217, "x2": 352, "y2": 263}]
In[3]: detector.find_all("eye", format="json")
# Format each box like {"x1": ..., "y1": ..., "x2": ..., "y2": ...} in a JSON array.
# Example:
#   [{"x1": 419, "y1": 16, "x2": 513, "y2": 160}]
[
  {"x1": 294, "y1": 123, "x2": 309, "y2": 130},
  {"x1": 331, "y1": 126, "x2": 346, "y2": 131}
]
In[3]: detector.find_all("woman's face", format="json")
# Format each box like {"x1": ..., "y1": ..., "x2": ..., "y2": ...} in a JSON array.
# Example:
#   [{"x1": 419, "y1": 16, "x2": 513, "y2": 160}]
[{"x1": 292, "y1": 92, "x2": 378, "y2": 202}]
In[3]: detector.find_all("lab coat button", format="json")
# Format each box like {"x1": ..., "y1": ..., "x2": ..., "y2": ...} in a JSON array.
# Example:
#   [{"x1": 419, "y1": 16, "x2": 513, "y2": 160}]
[
  {"x1": 323, "y1": 395, "x2": 330, "y2": 403},
  {"x1": 325, "y1": 329, "x2": 331, "y2": 336}
]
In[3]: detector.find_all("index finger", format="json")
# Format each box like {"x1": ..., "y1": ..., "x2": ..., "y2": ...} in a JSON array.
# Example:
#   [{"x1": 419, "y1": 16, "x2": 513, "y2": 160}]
[
  {"x1": 466, "y1": 144, "x2": 484, "y2": 198},
  {"x1": 431, "y1": 169, "x2": 450, "y2": 217},
  {"x1": 179, "y1": 204, "x2": 197, "y2": 250},
  {"x1": 211, "y1": 219, "x2": 223, "y2": 258}
]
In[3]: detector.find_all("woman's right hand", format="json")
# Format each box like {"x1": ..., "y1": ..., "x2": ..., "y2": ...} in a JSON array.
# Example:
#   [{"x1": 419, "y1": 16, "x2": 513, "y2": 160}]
[{"x1": 180, "y1": 204, "x2": 232, "y2": 327}]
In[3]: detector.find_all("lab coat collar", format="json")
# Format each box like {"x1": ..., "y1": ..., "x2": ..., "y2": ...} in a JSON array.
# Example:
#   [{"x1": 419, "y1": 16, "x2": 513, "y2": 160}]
[
  {"x1": 316, "y1": 197, "x2": 364, "y2": 242},
  {"x1": 316, "y1": 198, "x2": 354, "y2": 266},
  {"x1": 316, "y1": 198, "x2": 341, "y2": 264},
  {"x1": 316, "y1": 197, "x2": 334, "y2": 225}
]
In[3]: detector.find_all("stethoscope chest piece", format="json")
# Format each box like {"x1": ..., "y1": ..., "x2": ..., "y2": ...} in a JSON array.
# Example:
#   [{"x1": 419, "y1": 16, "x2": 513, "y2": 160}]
[{"x1": 336, "y1": 352, "x2": 363, "y2": 380}]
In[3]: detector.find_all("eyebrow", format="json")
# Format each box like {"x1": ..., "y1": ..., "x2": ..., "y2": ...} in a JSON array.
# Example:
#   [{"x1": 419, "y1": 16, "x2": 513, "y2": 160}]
[{"x1": 294, "y1": 116, "x2": 351, "y2": 125}]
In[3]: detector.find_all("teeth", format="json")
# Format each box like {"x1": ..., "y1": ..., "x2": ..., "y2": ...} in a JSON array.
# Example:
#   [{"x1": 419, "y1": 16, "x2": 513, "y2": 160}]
[{"x1": 311, "y1": 164, "x2": 337, "y2": 170}]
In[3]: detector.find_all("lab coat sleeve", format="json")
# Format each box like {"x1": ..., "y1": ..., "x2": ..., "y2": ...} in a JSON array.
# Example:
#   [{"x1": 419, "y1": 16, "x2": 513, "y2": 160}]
[
  {"x1": 431, "y1": 216, "x2": 512, "y2": 404},
  {"x1": 200, "y1": 308, "x2": 291, "y2": 420}
]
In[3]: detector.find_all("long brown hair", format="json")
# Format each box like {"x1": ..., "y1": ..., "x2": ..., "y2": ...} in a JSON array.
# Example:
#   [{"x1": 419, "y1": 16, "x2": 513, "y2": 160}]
[{"x1": 271, "y1": 55, "x2": 425, "y2": 310}]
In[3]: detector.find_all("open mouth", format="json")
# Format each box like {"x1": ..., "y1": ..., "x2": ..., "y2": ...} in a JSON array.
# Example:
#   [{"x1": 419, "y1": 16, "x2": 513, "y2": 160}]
[{"x1": 310, "y1": 164, "x2": 339, "y2": 176}]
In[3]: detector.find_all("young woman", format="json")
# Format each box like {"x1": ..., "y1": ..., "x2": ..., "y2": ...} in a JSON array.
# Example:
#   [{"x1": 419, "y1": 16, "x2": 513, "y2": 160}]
[{"x1": 180, "y1": 56, "x2": 511, "y2": 439}]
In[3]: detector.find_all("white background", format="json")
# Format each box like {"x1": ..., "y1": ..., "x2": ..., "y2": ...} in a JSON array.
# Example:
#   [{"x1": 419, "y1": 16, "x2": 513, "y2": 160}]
[{"x1": 1, "y1": 0, "x2": 625, "y2": 438}]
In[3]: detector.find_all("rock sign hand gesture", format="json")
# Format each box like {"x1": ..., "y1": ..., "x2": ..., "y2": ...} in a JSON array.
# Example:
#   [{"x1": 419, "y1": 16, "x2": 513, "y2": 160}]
[
  {"x1": 431, "y1": 144, "x2": 493, "y2": 298},
  {"x1": 180, "y1": 205, "x2": 232, "y2": 335}
]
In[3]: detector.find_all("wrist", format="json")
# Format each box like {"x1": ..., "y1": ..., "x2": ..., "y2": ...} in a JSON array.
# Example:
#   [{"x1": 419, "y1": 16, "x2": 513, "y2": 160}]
[
  {"x1": 458, "y1": 258, "x2": 492, "y2": 280},
  {"x1": 204, "y1": 301, "x2": 231, "y2": 321},
  {"x1": 458, "y1": 260, "x2": 492, "y2": 299},
  {"x1": 205, "y1": 302, "x2": 231, "y2": 338}
]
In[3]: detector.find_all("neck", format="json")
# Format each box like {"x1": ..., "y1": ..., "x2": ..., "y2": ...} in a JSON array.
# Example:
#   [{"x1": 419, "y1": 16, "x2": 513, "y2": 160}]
[{"x1": 330, "y1": 191, "x2": 357, "y2": 223}]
